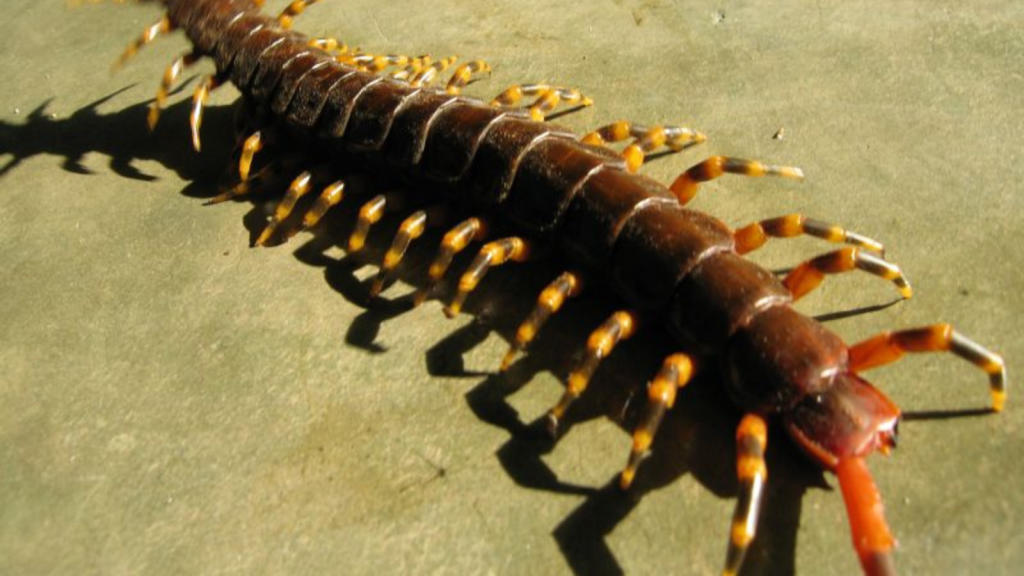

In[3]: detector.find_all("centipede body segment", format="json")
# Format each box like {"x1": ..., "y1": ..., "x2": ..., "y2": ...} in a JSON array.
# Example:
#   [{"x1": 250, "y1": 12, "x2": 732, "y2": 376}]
[{"x1": 96, "y1": 1, "x2": 1008, "y2": 574}]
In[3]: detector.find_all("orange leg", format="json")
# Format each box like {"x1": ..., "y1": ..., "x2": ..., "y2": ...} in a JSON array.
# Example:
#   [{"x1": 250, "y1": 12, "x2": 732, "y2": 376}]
[
  {"x1": 848, "y1": 324, "x2": 1006, "y2": 411},
  {"x1": 734, "y1": 214, "x2": 885, "y2": 255},
  {"x1": 581, "y1": 121, "x2": 706, "y2": 173},
  {"x1": 410, "y1": 56, "x2": 459, "y2": 87},
  {"x1": 783, "y1": 247, "x2": 912, "y2": 301},
  {"x1": 669, "y1": 156, "x2": 804, "y2": 205},
  {"x1": 255, "y1": 170, "x2": 318, "y2": 246},
  {"x1": 444, "y1": 237, "x2": 532, "y2": 317},
  {"x1": 722, "y1": 414, "x2": 769, "y2": 576},
  {"x1": 300, "y1": 180, "x2": 346, "y2": 231},
  {"x1": 620, "y1": 353, "x2": 694, "y2": 489},
  {"x1": 500, "y1": 271, "x2": 584, "y2": 371},
  {"x1": 836, "y1": 457, "x2": 897, "y2": 576},
  {"x1": 546, "y1": 310, "x2": 640, "y2": 436}
]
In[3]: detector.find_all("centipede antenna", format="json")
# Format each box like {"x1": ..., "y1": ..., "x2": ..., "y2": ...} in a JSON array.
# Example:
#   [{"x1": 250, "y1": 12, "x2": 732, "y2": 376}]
[
  {"x1": 848, "y1": 324, "x2": 1007, "y2": 412},
  {"x1": 111, "y1": 15, "x2": 172, "y2": 73},
  {"x1": 734, "y1": 214, "x2": 886, "y2": 256},
  {"x1": 669, "y1": 156, "x2": 805, "y2": 205},
  {"x1": 443, "y1": 237, "x2": 531, "y2": 318},
  {"x1": 148, "y1": 51, "x2": 200, "y2": 131},
  {"x1": 783, "y1": 247, "x2": 913, "y2": 301},
  {"x1": 723, "y1": 414, "x2": 769, "y2": 576},
  {"x1": 546, "y1": 310, "x2": 639, "y2": 436},
  {"x1": 500, "y1": 271, "x2": 583, "y2": 371},
  {"x1": 620, "y1": 353, "x2": 694, "y2": 489},
  {"x1": 413, "y1": 217, "x2": 488, "y2": 307}
]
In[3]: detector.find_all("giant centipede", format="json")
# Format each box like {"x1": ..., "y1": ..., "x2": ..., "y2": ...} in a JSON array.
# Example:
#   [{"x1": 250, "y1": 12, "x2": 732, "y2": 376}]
[{"x1": 71, "y1": 0, "x2": 1009, "y2": 574}]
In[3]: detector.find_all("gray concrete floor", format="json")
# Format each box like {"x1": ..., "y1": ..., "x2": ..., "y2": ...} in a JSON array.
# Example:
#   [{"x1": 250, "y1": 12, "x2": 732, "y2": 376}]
[{"x1": 1, "y1": 1, "x2": 1022, "y2": 574}]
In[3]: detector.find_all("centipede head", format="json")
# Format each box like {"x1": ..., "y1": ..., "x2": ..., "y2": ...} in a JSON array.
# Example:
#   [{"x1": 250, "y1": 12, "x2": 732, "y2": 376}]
[{"x1": 782, "y1": 371, "x2": 900, "y2": 471}]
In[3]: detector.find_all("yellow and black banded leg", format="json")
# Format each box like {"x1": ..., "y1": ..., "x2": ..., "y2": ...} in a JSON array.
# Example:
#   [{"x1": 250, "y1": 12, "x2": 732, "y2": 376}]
[
  {"x1": 734, "y1": 214, "x2": 886, "y2": 256},
  {"x1": 581, "y1": 121, "x2": 707, "y2": 173},
  {"x1": 546, "y1": 310, "x2": 640, "y2": 436},
  {"x1": 669, "y1": 156, "x2": 805, "y2": 205},
  {"x1": 111, "y1": 15, "x2": 172, "y2": 72},
  {"x1": 389, "y1": 55, "x2": 436, "y2": 82},
  {"x1": 413, "y1": 217, "x2": 489, "y2": 306},
  {"x1": 500, "y1": 270, "x2": 584, "y2": 371},
  {"x1": 370, "y1": 205, "x2": 450, "y2": 298},
  {"x1": 299, "y1": 180, "x2": 346, "y2": 231},
  {"x1": 410, "y1": 56, "x2": 459, "y2": 87},
  {"x1": 308, "y1": 37, "x2": 347, "y2": 54},
  {"x1": 444, "y1": 237, "x2": 533, "y2": 318},
  {"x1": 723, "y1": 413, "x2": 769, "y2": 576},
  {"x1": 620, "y1": 353, "x2": 695, "y2": 489},
  {"x1": 782, "y1": 247, "x2": 912, "y2": 301},
  {"x1": 191, "y1": 73, "x2": 226, "y2": 152},
  {"x1": 148, "y1": 51, "x2": 200, "y2": 131},
  {"x1": 350, "y1": 54, "x2": 415, "y2": 73},
  {"x1": 445, "y1": 60, "x2": 492, "y2": 95},
  {"x1": 491, "y1": 84, "x2": 594, "y2": 121},
  {"x1": 836, "y1": 457, "x2": 898, "y2": 576},
  {"x1": 849, "y1": 323, "x2": 1006, "y2": 411},
  {"x1": 255, "y1": 169, "x2": 329, "y2": 246},
  {"x1": 277, "y1": 0, "x2": 325, "y2": 30}
]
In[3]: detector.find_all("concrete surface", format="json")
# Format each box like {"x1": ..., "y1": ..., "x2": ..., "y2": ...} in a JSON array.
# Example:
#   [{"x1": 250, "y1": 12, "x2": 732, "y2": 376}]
[{"x1": 1, "y1": 1, "x2": 1022, "y2": 574}]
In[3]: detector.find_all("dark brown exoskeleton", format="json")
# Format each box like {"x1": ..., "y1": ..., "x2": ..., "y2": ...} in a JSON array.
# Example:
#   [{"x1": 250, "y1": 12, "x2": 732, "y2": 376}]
[{"x1": 106, "y1": 1, "x2": 1007, "y2": 574}]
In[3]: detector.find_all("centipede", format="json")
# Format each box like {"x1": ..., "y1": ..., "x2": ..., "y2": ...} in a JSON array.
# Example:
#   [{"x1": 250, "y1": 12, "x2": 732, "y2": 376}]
[{"x1": 76, "y1": 1, "x2": 1007, "y2": 574}]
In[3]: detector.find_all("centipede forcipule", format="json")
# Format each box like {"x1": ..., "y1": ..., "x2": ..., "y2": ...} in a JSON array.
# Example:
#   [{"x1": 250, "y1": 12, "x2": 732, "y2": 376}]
[{"x1": 4, "y1": 0, "x2": 1019, "y2": 569}]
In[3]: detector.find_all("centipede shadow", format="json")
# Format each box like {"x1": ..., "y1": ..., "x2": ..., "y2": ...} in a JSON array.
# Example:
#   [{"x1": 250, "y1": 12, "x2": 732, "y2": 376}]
[{"x1": 10, "y1": 91, "x2": 896, "y2": 576}]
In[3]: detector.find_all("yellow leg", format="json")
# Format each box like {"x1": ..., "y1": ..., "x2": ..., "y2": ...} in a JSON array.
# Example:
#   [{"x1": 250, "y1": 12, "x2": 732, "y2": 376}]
[
  {"x1": 734, "y1": 214, "x2": 885, "y2": 256},
  {"x1": 546, "y1": 310, "x2": 640, "y2": 435},
  {"x1": 410, "y1": 56, "x2": 459, "y2": 87},
  {"x1": 238, "y1": 131, "x2": 267, "y2": 182},
  {"x1": 413, "y1": 217, "x2": 489, "y2": 306},
  {"x1": 620, "y1": 353, "x2": 694, "y2": 489},
  {"x1": 348, "y1": 194, "x2": 389, "y2": 253},
  {"x1": 669, "y1": 156, "x2": 804, "y2": 205},
  {"x1": 300, "y1": 180, "x2": 346, "y2": 231},
  {"x1": 255, "y1": 171, "x2": 317, "y2": 246},
  {"x1": 444, "y1": 237, "x2": 532, "y2": 318},
  {"x1": 581, "y1": 121, "x2": 706, "y2": 173},
  {"x1": 849, "y1": 324, "x2": 1006, "y2": 412},
  {"x1": 445, "y1": 60, "x2": 492, "y2": 95},
  {"x1": 205, "y1": 163, "x2": 282, "y2": 206},
  {"x1": 148, "y1": 51, "x2": 200, "y2": 131},
  {"x1": 782, "y1": 247, "x2": 912, "y2": 301},
  {"x1": 370, "y1": 205, "x2": 449, "y2": 298},
  {"x1": 278, "y1": 0, "x2": 326, "y2": 30},
  {"x1": 723, "y1": 414, "x2": 769, "y2": 576},
  {"x1": 111, "y1": 15, "x2": 172, "y2": 72},
  {"x1": 490, "y1": 84, "x2": 594, "y2": 121},
  {"x1": 190, "y1": 74, "x2": 225, "y2": 152},
  {"x1": 500, "y1": 271, "x2": 583, "y2": 371}
]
